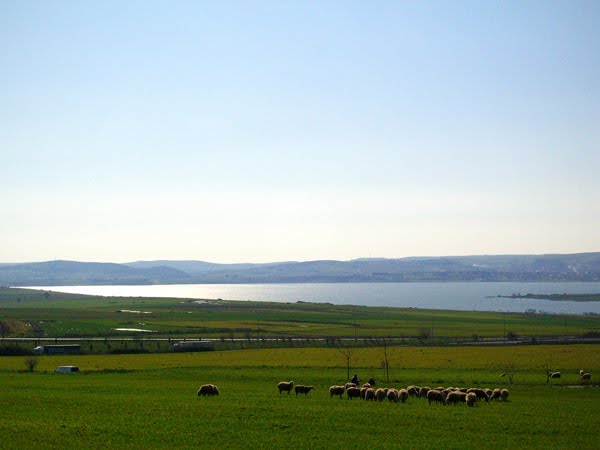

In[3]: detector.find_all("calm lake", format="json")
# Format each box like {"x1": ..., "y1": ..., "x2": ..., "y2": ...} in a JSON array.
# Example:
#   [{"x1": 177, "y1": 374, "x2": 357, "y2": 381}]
[{"x1": 26, "y1": 282, "x2": 600, "y2": 314}]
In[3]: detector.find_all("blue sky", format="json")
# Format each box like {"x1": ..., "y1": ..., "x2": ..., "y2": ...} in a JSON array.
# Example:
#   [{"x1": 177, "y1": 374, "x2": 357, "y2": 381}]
[{"x1": 1, "y1": 1, "x2": 599, "y2": 263}]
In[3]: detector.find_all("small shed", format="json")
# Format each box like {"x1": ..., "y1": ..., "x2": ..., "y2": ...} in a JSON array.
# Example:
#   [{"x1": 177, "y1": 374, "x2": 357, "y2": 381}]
[{"x1": 55, "y1": 366, "x2": 80, "y2": 373}]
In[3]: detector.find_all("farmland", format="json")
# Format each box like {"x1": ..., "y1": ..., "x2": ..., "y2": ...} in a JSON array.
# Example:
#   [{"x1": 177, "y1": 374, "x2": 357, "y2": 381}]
[
  {"x1": 1, "y1": 288, "x2": 600, "y2": 448},
  {"x1": 2, "y1": 288, "x2": 600, "y2": 346},
  {"x1": 1, "y1": 345, "x2": 599, "y2": 449}
]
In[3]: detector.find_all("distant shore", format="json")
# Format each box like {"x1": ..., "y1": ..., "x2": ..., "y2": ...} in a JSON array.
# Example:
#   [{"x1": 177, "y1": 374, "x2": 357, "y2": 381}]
[{"x1": 496, "y1": 293, "x2": 600, "y2": 302}]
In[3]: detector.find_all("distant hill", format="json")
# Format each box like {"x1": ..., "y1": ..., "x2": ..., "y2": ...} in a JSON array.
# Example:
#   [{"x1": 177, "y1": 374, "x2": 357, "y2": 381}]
[
  {"x1": 125, "y1": 260, "x2": 295, "y2": 275},
  {"x1": 1, "y1": 253, "x2": 599, "y2": 286},
  {"x1": 0, "y1": 260, "x2": 190, "y2": 286}
]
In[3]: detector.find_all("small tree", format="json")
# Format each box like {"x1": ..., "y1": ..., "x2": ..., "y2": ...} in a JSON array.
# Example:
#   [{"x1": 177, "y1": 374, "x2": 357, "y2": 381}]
[
  {"x1": 542, "y1": 357, "x2": 555, "y2": 384},
  {"x1": 25, "y1": 356, "x2": 38, "y2": 372},
  {"x1": 337, "y1": 346, "x2": 355, "y2": 381},
  {"x1": 418, "y1": 328, "x2": 431, "y2": 341},
  {"x1": 0, "y1": 320, "x2": 11, "y2": 338},
  {"x1": 382, "y1": 339, "x2": 391, "y2": 383},
  {"x1": 501, "y1": 362, "x2": 516, "y2": 385}
]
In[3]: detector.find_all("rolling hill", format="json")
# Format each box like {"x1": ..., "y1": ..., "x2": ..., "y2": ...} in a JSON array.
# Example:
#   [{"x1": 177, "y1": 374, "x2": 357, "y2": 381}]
[{"x1": 1, "y1": 253, "x2": 599, "y2": 286}]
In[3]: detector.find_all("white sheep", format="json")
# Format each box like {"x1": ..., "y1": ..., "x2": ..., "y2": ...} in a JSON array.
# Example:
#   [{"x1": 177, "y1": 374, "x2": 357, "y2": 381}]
[
  {"x1": 345, "y1": 382, "x2": 357, "y2": 390},
  {"x1": 398, "y1": 389, "x2": 409, "y2": 403},
  {"x1": 549, "y1": 371, "x2": 561, "y2": 379},
  {"x1": 278, "y1": 380, "x2": 295, "y2": 395},
  {"x1": 365, "y1": 388, "x2": 376, "y2": 401},
  {"x1": 580, "y1": 370, "x2": 592, "y2": 384},
  {"x1": 197, "y1": 384, "x2": 219, "y2": 396},
  {"x1": 500, "y1": 388, "x2": 509, "y2": 401},
  {"x1": 386, "y1": 388, "x2": 399, "y2": 403},
  {"x1": 346, "y1": 387, "x2": 361, "y2": 400},
  {"x1": 360, "y1": 386, "x2": 369, "y2": 399},
  {"x1": 375, "y1": 388, "x2": 387, "y2": 402},
  {"x1": 329, "y1": 385, "x2": 345, "y2": 399}
]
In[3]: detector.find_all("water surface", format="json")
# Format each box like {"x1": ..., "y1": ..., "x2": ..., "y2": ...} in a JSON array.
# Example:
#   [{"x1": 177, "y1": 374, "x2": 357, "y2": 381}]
[{"x1": 24, "y1": 282, "x2": 600, "y2": 314}]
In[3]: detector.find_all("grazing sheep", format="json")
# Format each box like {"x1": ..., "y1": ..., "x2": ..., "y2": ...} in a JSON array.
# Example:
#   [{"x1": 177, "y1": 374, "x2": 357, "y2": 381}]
[
  {"x1": 419, "y1": 386, "x2": 431, "y2": 398},
  {"x1": 375, "y1": 388, "x2": 388, "y2": 402},
  {"x1": 458, "y1": 387, "x2": 468, "y2": 393},
  {"x1": 484, "y1": 388, "x2": 493, "y2": 398},
  {"x1": 445, "y1": 391, "x2": 461, "y2": 405},
  {"x1": 500, "y1": 389, "x2": 509, "y2": 401},
  {"x1": 407, "y1": 386, "x2": 420, "y2": 396},
  {"x1": 434, "y1": 386, "x2": 446, "y2": 392},
  {"x1": 294, "y1": 385, "x2": 314, "y2": 396},
  {"x1": 197, "y1": 384, "x2": 219, "y2": 396},
  {"x1": 365, "y1": 388, "x2": 376, "y2": 401},
  {"x1": 360, "y1": 387, "x2": 369, "y2": 399},
  {"x1": 580, "y1": 370, "x2": 592, "y2": 383},
  {"x1": 278, "y1": 381, "x2": 295, "y2": 395},
  {"x1": 368, "y1": 377, "x2": 376, "y2": 386},
  {"x1": 329, "y1": 385, "x2": 345, "y2": 399},
  {"x1": 467, "y1": 388, "x2": 490, "y2": 402},
  {"x1": 466, "y1": 392, "x2": 477, "y2": 407},
  {"x1": 347, "y1": 387, "x2": 361, "y2": 400},
  {"x1": 427, "y1": 389, "x2": 446, "y2": 405},
  {"x1": 549, "y1": 372, "x2": 561, "y2": 379},
  {"x1": 490, "y1": 389, "x2": 502, "y2": 401},
  {"x1": 387, "y1": 389, "x2": 399, "y2": 403},
  {"x1": 345, "y1": 382, "x2": 357, "y2": 390},
  {"x1": 362, "y1": 383, "x2": 371, "y2": 389},
  {"x1": 398, "y1": 389, "x2": 409, "y2": 403}
]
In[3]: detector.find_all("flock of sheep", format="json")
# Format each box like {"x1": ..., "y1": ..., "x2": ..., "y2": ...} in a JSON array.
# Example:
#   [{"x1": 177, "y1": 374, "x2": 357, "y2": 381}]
[
  {"x1": 327, "y1": 382, "x2": 508, "y2": 406},
  {"x1": 276, "y1": 379, "x2": 507, "y2": 407},
  {"x1": 197, "y1": 369, "x2": 593, "y2": 400}
]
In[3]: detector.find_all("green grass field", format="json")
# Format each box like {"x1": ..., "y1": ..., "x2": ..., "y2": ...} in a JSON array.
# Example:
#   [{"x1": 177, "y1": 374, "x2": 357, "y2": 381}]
[{"x1": 1, "y1": 345, "x2": 599, "y2": 449}]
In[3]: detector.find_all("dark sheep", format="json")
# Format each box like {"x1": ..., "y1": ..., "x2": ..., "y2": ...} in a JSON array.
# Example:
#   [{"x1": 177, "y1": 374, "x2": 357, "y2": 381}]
[
  {"x1": 294, "y1": 385, "x2": 314, "y2": 396},
  {"x1": 445, "y1": 391, "x2": 461, "y2": 405},
  {"x1": 407, "y1": 386, "x2": 420, "y2": 396},
  {"x1": 197, "y1": 384, "x2": 219, "y2": 396},
  {"x1": 427, "y1": 389, "x2": 446, "y2": 405},
  {"x1": 278, "y1": 381, "x2": 295, "y2": 395},
  {"x1": 490, "y1": 389, "x2": 502, "y2": 401},
  {"x1": 467, "y1": 388, "x2": 490, "y2": 402}
]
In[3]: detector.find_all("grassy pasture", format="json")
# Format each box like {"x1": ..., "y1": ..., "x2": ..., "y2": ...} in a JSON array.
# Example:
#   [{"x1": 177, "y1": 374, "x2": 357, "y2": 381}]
[
  {"x1": 2, "y1": 288, "x2": 600, "y2": 340},
  {"x1": 1, "y1": 345, "x2": 599, "y2": 449}
]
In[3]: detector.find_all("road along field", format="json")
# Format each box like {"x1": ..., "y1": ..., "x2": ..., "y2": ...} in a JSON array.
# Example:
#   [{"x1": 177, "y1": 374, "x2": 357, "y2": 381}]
[{"x1": 1, "y1": 344, "x2": 598, "y2": 449}]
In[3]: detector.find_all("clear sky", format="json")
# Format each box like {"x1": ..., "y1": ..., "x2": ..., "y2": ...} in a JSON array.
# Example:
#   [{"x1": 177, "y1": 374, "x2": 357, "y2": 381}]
[{"x1": 1, "y1": 1, "x2": 599, "y2": 263}]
